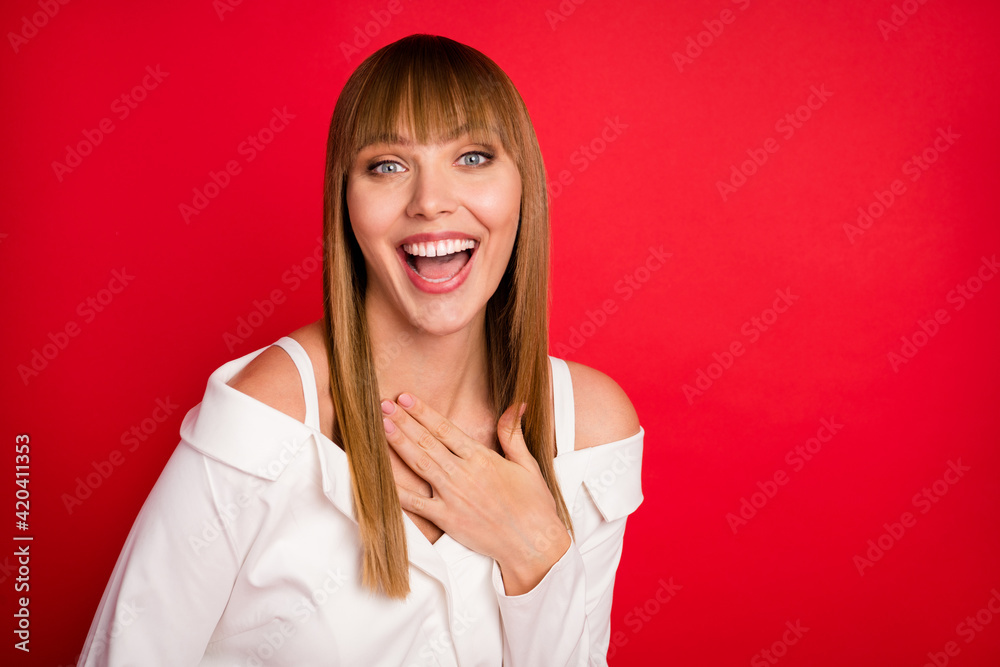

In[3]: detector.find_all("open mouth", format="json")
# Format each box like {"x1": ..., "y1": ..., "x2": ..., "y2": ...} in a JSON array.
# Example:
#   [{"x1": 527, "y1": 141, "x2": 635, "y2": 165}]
[{"x1": 400, "y1": 239, "x2": 476, "y2": 283}]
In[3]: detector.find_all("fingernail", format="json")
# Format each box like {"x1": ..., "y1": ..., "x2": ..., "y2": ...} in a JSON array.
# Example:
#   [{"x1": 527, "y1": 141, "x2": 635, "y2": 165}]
[
  {"x1": 518, "y1": 403, "x2": 527, "y2": 418},
  {"x1": 398, "y1": 393, "x2": 414, "y2": 408},
  {"x1": 383, "y1": 417, "x2": 395, "y2": 433},
  {"x1": 380, "y1": 400, "x2": 395, "y2": 415}
]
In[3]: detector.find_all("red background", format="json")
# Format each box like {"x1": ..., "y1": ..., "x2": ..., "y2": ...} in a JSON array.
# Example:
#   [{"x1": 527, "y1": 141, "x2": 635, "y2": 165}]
[{"x1": 3, "y1": 1, "x2": 999, "y2": 665}]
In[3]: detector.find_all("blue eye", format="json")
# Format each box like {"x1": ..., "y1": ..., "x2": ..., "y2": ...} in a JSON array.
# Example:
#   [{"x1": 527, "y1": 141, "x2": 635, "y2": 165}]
[
  {"x1": 458, "y1": 151, "x2": 494, "y2": 167},
  {"x1": 369, "y1": 160, "x2": 404, "y2": 174}
]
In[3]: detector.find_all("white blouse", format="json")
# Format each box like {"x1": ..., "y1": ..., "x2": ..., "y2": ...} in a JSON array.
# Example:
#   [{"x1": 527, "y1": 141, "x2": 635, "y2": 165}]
[{"x1": 78, "y1": 337, "x2": 644, "y2": 666}]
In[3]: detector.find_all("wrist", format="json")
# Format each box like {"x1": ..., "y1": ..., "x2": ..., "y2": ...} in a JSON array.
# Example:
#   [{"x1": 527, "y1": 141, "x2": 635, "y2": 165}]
[{"x1": 496, "y1": 522, "x2": 572, "y2": 596}]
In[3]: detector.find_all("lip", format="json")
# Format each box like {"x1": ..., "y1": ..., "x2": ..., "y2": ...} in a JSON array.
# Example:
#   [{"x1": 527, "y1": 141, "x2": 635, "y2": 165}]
[{"x1": 397, "y1": 238, "x2": 479, "y2": 294}]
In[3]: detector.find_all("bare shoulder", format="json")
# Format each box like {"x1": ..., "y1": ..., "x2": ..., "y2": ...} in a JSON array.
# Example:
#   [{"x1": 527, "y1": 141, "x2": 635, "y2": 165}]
[
  {"x1": 225, "y1": 320, "x2": 330, "y2": 424},
  {"x1": 564, "y1": 360, "x2": 641, "y2": 450},
  {"x1": 287, "y1": 319, "x2": 332, "y2": 393},
  {"x1": 226, "y1": 344, "x2": 306, "y2": 422}
]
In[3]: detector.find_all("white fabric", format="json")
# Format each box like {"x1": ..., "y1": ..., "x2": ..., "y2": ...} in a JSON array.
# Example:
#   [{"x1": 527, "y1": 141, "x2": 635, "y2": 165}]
[{"x1": 78, "y1": 338, "x2": 644, "y2": 666}]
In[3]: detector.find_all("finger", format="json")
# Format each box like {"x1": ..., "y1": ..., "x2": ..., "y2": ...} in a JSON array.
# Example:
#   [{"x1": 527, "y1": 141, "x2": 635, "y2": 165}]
[
  {"x1": 383, "y1": 414, "x2": 448, "y2": 489},
  {"x1": 388, "y1": 446, "x2": 432, "y2": 498},
  {"x1": 396, "y1": 483, "x2": 444, "y2": 524},
  {"x1": 394, "y1": 393, "x2": 479, "y2": 459},
  {"x1": 383, "y1": 398, "x2": 454, "y2": 469},
  {"x1": 497, "y1": 402, "x2": 535, "y2": 468}
]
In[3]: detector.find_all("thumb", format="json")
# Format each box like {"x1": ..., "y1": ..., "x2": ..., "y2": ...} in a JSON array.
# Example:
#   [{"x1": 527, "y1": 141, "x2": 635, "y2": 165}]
[{"x1": 497, "y1": 402, "x2": 533, "y2": 467}]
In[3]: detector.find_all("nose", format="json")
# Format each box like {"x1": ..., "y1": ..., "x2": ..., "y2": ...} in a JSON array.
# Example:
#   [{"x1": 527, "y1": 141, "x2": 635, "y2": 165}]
[{"x1": 405, "y1": 162, "x2": 458, "y2": 220}]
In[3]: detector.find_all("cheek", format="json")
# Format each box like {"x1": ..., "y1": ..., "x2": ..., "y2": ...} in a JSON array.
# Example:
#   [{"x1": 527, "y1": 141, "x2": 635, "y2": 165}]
[
  {"x1": 472, "y1": 176, "x2": 522, "y2": 233},
  {"x1": 346, "y1": 183, "x2": 395, "y2": 250}
]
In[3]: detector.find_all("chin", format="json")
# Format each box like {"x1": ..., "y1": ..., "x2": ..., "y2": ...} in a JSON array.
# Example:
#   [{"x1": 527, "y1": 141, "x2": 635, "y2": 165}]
[
  {"x1": 408, "y1": 306, "x2": 477, "y2": 336},
  {"x1": 401, "y1": 289, "x2": 484, "y2": 335}
]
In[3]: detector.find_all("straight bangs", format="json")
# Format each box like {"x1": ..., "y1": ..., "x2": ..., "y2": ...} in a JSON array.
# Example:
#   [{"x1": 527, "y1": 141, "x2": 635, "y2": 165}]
[{"x1": 338, "y1": 35, "x2": 529, "y2": 174}]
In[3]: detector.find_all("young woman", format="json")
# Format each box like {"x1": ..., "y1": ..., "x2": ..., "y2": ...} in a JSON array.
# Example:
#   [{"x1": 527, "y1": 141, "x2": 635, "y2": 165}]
[{"x1": 79, "y1": 34, "x2": 644, "y2": 666}]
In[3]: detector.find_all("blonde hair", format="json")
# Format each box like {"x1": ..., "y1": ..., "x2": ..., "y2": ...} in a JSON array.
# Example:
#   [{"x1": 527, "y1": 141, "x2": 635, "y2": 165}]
[{"x1": 321, "y1": 34, "x2": 570, "y2": 598}]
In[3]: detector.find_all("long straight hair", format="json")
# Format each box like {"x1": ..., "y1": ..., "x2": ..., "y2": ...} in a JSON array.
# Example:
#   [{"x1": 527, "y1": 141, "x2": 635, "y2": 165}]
[{"x1": 321, "y1": 34, "x2": 571, "y2": 598}]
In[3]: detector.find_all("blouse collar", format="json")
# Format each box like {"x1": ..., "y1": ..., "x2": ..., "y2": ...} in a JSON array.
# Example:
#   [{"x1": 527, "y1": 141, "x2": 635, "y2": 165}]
[{"x1": 179, "y1": 347, "x2": 356, "y2": 522}]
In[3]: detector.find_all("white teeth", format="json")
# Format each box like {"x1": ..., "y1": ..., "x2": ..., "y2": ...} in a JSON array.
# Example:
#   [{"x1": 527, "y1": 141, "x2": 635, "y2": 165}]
[{"x1": 402, "y1": 239, "x2": 476, "y2": 257}]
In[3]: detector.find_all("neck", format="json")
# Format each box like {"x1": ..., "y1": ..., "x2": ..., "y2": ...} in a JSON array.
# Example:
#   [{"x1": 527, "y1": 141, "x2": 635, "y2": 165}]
[{"x1": 365, "y1": 294, "x2": 491, "y2": 426}]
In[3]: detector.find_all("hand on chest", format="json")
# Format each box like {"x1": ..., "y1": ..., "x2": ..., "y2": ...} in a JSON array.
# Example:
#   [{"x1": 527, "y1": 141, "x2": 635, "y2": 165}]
[{"x1": 386, "y1": 418, "x2": 499, "y2": 545}]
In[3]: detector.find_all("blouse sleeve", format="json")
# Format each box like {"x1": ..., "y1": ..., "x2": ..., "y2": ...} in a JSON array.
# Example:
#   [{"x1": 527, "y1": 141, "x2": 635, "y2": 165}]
[
  {"x1": 490, "y1": 429, "x2": 644, "y2": 667},
  {"x1": 78, "y1": 441, "x2": 263, "y2": 666}
]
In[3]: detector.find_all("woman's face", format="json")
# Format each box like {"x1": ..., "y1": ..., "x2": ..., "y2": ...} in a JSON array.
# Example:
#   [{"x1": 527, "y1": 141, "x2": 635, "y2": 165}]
[{"x1": 346, "y1": 126, "x2": 522, "y2": 336}]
